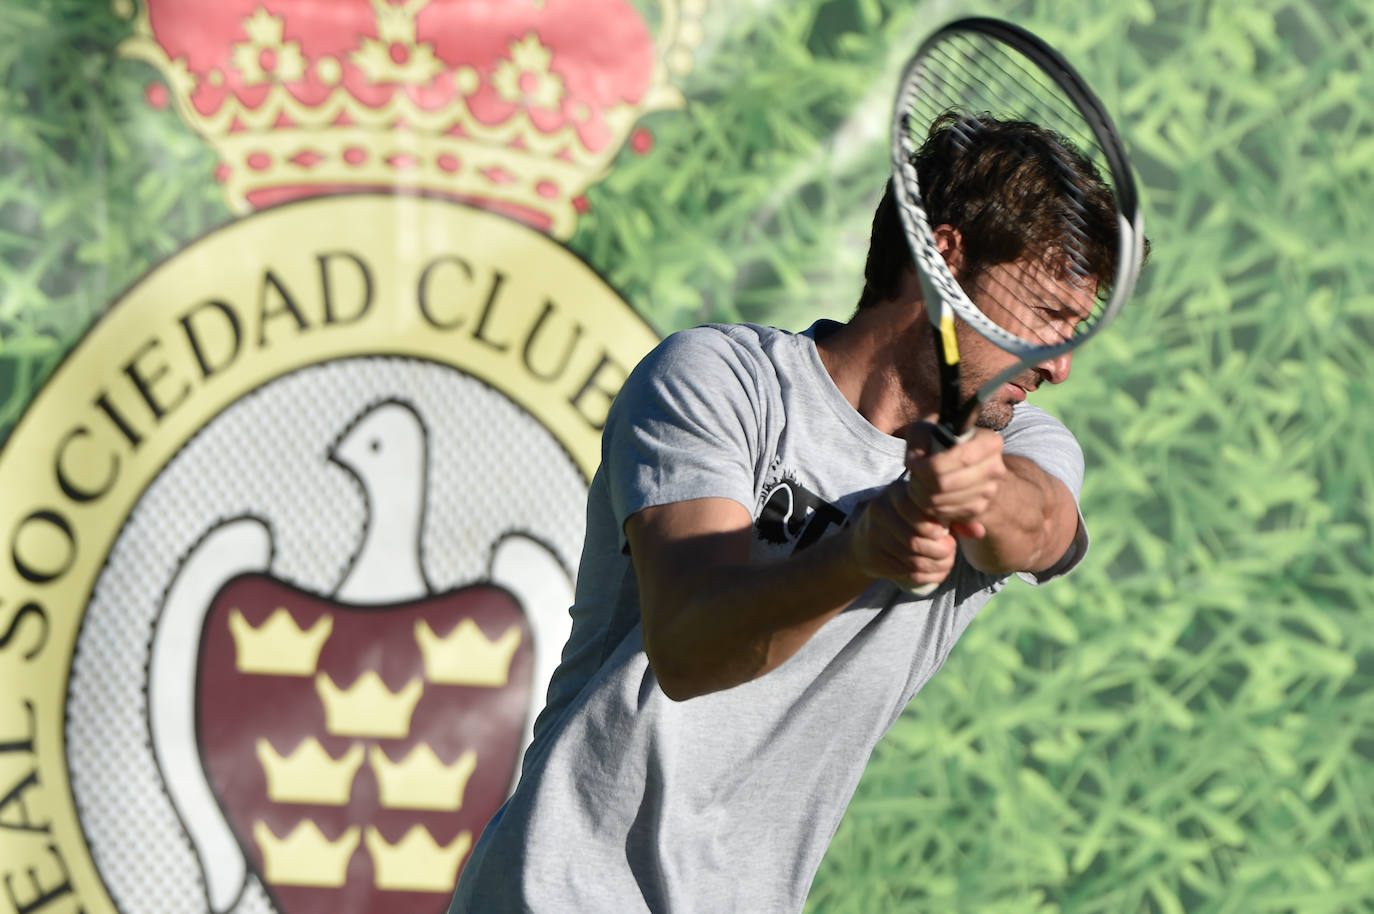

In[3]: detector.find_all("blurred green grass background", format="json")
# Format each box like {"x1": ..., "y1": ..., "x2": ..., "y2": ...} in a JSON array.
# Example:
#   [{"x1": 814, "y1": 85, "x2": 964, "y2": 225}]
[{"x1": 2, "y1": 0, "x2": 1372, "y2": 911}]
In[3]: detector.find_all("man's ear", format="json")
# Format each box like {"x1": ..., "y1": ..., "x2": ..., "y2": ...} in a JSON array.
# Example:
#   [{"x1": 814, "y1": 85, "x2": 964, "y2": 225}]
[{"x1": 931, "y1": 224, "x2": 965, "y2": 279}]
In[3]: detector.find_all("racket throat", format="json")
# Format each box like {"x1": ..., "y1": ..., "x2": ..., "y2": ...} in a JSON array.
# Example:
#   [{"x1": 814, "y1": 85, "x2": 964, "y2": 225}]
[{"x1": 932, "y1": 330, "x2": 971, "y2": 447}]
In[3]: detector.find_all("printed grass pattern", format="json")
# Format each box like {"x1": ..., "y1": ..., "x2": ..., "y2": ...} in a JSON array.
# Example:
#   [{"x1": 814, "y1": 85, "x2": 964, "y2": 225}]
[{"x1": 2, "y1": 1, "x2": 1372, "y2": 912}]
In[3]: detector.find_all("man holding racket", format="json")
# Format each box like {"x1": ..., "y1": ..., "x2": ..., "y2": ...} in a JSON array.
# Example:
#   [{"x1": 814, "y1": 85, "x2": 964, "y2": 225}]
[{"x1": 451, "y1": 19, "x2": 1145, "y2": 913}]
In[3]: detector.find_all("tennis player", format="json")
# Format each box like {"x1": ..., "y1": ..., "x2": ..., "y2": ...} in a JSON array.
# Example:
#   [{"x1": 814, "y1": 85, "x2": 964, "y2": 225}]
[{"x1": 448, "y1": 115, "x2": 1122, "y2": 913}]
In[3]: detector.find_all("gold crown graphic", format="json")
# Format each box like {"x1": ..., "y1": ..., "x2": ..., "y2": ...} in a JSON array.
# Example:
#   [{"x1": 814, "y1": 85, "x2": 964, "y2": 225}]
[
  {"x1": 416, "y1": 618, "x2": 522, "y2": 687},
  {"x1": 256, "y1": 737, "x2": 364, "y2": 806},
  {"x1": 315, "y1": 671, "x2": 424, "y2": 739},
  {"x1": 120, "y1": 0, "x2": 705, "y2": 238},
  {"x1": 253, "y1": 819, "x2": 360, "y2": 887},
  {"x1": 369, "y1": 744, "x2": 478, "y2": 811},
  {"x1": 228, "y1": 608, "x2": 333, "y2": 676},
  {"x1": 364, "y1": 824, "x2": 472, "y2": 893}
]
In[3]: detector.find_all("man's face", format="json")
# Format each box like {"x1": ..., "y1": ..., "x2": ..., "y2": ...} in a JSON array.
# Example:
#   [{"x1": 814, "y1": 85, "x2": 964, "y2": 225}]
[{"x1": 956, "y1": 256, "x2": 1095, "y2": 430}]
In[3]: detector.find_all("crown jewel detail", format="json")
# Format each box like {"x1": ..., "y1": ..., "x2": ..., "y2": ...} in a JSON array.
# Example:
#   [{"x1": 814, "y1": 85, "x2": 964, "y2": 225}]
[
  {"x1": 254, "y1": 820, "x2": 360, "y2": 887},
  {"x1": 315, "y1": 671, "x2": 424, "y2": 738},
  {"x1": 120, "y1": 0, "x2": 703, "y2": 237},
  {"x1": 370, "y1": 744, "x2": 479, "y2": 810},
  {"x1": 229, "y1": 608, "x2": 333, "y2": 676},
  {"x1": 415, "y1": 618, "x2": 522, "y2": 687},
  {"x1": 256, "y1": 737, "x2": 365, "y2": 805},
  {"x1": 366, "y1": 825, "x2": 473, "y2": 892}
]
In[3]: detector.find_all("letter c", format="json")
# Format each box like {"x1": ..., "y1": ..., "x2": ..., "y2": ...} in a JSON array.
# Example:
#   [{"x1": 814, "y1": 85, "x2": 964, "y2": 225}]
[{"x1": 54, "y1": 425, "x2": 119, "y2": 503}]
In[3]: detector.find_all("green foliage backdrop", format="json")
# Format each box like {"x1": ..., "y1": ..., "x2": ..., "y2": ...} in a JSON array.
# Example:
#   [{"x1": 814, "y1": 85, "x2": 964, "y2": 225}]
[{"x1": 2, "y1": 0, "x2": 1372, "y2": 911}]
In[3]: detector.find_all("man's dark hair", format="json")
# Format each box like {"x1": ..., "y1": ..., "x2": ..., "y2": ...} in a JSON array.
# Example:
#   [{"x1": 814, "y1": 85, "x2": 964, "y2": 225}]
[{"x1": 859, "y1": 111, "x2": 1142, "y2": 309}]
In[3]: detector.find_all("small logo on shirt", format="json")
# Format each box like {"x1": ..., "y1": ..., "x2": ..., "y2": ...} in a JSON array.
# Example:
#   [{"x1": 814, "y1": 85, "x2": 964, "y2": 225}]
[{"x1": 756, "y1": 473, "x2": 848, "y2": 553}]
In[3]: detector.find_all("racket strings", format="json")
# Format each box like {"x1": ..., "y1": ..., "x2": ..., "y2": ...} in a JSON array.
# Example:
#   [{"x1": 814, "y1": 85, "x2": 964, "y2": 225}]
[
  {"x1": 917, "y1": 45, "x2": 1114, "y2": 204},
  {"x1": 920, "y1": 39, "x2": 1094, "y2": 147},
  {"x1": 976, "y1": 261, "x2": 1092, "y2": 352}
]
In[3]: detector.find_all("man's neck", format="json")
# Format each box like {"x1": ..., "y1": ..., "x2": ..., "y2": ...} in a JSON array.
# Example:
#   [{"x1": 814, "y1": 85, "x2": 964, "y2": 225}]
[{"x1": 813, "y1": 298, "x2": 939, "y2": 438}]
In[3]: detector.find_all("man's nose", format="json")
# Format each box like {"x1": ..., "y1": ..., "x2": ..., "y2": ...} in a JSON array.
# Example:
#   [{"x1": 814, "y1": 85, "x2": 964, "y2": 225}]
[{"x1": 1037, "y1": 351, "x2": 1072, "y2": 384}]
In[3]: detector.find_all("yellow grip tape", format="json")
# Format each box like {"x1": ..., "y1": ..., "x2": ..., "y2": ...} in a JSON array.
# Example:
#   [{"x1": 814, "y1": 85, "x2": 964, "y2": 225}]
[{"x1": 939, "y1": 314, "x2": 960, "y2": 365}]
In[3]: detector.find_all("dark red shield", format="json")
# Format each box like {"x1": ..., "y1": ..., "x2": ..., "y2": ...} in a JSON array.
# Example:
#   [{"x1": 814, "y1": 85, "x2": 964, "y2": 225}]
[{"x1": 197, "y1": 574, "x2": 533, "y2": 914}]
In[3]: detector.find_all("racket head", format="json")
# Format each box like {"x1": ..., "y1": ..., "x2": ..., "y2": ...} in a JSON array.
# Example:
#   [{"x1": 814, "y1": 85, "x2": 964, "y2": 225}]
[{"x1": 890, "y1": 18, "x2": 1146, "y2": 427}]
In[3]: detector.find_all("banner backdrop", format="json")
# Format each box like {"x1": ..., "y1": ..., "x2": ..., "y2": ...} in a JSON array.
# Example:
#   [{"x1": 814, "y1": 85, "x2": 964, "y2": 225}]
[{"x1": 1, "y1": 1, "x2": 1371, "y2": 913}]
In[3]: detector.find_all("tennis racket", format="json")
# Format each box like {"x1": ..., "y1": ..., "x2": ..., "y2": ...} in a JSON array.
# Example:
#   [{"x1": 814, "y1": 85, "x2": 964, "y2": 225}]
[{"x1": 891, "y1": 17, "x2": 1146, "y2": 594}]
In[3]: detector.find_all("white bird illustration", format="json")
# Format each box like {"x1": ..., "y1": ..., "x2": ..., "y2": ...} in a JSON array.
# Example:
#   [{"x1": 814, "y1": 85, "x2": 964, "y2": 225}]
[
  {"x1": 328, "y1": 399, "x2": 431, "y2": 603},
  {"x1": 149, "y1": 397, "x2": 575, "y2": 912}
]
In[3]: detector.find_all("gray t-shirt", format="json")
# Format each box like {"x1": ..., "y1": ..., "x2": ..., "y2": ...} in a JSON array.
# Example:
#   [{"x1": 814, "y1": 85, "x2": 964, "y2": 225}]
[{"x1": 450, "y1": 321, "x2": 1088, "y2": 914}]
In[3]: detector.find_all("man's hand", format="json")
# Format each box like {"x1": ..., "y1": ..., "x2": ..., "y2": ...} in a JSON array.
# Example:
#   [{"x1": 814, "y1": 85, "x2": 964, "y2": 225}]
[
  {"x1": 904, "y1": 424, "x2": 1010, "y2": 540},
  {"x1": 903, "y1": 421, "x2": 1080, "y2": 578},
  {"x1": 844, "y1": 423, "x2": 1009, "y2": 590},
  {"x1": 846, "y1": 479, "x2": 959, "y2": 589}
]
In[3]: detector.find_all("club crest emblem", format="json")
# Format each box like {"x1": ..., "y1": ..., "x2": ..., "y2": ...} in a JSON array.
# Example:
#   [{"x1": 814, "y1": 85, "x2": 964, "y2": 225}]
[
  {"x1": 147, "y1": 398, "x2": 549, "y2": 913},
  {"x1": 0, "y1": 1, "x2": 702, "y2": 912}
]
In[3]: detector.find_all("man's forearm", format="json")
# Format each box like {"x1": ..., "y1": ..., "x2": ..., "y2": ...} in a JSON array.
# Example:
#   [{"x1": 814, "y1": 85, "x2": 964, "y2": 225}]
[
  {"x1": 957, "y1": 455, "x2": 1078, "y2": 576},
  {"x1": 632, "y1": 486, "x2": 958, "y2": 701},
  {"x1": 642, "y1": 523, "x2": 874, "y2": 701}
]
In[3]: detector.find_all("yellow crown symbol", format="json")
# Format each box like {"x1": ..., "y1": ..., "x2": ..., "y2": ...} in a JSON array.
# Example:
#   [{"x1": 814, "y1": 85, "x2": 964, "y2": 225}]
[
  {"x1": 364, "y1": 824, "x2": 471, "y2": 893},
  {"x1": 315, "y1": 671, "x2": 423, "y2": 738},
  {"x1": 228, "y1": 608, "x2": 332, "y2": 676},
  {"x1": 256, "y1": 737, "x2": 364, "y2": 806},
  {"x1": 369, "y1": 744, "x2": 478, "y2": 811},
  {"x1": 415, "y1": 619, "x2": 522, "y2": 688},
  {"x1": 253, "y1": 819, "x2": 360, "y2": 887},
  {"x1": 120, "y1": 0, "x2": 705, "y2": 238}
]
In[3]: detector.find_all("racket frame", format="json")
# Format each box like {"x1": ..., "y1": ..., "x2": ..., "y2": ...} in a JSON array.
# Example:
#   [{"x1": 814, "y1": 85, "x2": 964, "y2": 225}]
[{"x1": 890, "y1": 16, "x2": 1146, "y2": 440}]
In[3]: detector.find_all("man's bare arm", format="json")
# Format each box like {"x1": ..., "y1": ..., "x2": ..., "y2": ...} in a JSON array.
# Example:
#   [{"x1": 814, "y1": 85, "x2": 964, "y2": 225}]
[
  {"x1": 958, "y1": 455, "x2": 1078, "y2": 575},
  {"x1": 905, "y1": 429, "x2": 1080, "y2": 576},
  {"x1": 628, "y1": 490, "x2": 956, "y2": 702}
]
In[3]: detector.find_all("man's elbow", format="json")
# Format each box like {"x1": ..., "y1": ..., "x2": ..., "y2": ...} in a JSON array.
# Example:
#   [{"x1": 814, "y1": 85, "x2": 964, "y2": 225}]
[
  {"x1": 656, "y1": 672, "x2": 707, "y2": 703},
  {"x1": 645, "y1": 647, "x2": 711, "y2": 702},
  {"x1": 643, "y1": 606, "x2": 762, "y2": 702},
  {"x1": 642, "y1": 612, "x2": 709, "y2": 702}
]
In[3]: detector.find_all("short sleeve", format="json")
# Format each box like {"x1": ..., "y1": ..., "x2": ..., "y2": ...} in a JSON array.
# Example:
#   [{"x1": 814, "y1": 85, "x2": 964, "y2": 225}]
[
  {"x1": 602, "y1": 327, "x2": 764, "y2": 550},
  {"x1": 1000, "y1": 403, "x2": 1090, "y2": 585}
]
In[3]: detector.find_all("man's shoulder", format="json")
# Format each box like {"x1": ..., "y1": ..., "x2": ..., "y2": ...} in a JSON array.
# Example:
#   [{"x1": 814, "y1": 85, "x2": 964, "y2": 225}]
[
  {"x1": 1002, "y1": 402, "x2": 1086, "y2": 500},
  {"x1": 657, "y1": 322, "x2": 790, "y2": 357},
  {"x1": 1004, "y1": 402, "x2": 1076, "y2": 439},
  {"x1": 610, "y1": 324, "x2": 793, "y2": 432},
  {"x1": 635, "y1": 322, "x2": 797, "y2": 383}
]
